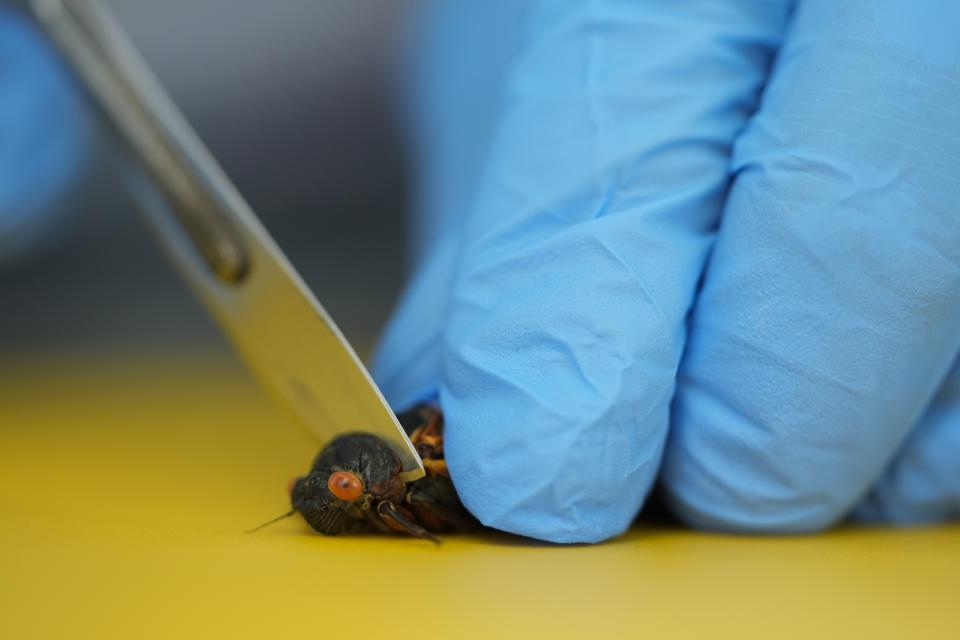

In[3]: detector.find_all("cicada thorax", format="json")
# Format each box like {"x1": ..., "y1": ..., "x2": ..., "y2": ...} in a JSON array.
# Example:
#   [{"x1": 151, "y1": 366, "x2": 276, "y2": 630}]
[{"x1": 403, "y1": 405, "x2": 448, "y2": 477}]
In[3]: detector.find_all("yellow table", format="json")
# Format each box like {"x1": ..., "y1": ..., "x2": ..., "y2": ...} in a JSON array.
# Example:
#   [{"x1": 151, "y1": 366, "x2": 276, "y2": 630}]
[{"x1": 2, "y1": 353, "x2": 957, "y2": 639}]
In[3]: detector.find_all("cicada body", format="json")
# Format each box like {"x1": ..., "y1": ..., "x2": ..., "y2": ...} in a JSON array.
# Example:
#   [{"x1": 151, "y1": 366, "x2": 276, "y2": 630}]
[{"x1": 287, "y1": 405, "x2": 476, "y2": 541}]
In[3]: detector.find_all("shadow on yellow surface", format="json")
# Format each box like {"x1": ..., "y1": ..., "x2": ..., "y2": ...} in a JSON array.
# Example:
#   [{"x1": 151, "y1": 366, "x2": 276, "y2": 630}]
[{"x1": 1, "y1": 353, "x2": 957, "y2": 638}]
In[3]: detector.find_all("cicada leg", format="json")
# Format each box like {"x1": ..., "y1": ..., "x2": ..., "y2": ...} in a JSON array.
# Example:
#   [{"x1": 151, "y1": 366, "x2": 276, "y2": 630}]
[
  {"x1": 375, "y1": 501, "x2": 439, "y2": 543},
  {"x1": 406, "y1": 476, "x2": 478, "y2": 532}
]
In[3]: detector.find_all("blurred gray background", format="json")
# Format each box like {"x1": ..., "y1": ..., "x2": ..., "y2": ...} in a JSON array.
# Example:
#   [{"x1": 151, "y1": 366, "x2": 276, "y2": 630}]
[{"x1": 1, "y1": 0, "x2": 414, "y2": 354}]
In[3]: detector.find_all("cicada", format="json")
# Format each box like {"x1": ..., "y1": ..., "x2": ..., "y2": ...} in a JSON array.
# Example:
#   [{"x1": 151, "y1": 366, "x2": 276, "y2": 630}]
[{"x1": 251, "y1": 405, "x2": 476, "y2": 541}]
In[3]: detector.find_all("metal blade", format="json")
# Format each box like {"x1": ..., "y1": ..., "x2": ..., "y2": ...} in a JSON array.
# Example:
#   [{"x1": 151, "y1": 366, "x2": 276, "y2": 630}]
[{"x1": 26, "y1": 0, "x2": 424, "y2": 480}]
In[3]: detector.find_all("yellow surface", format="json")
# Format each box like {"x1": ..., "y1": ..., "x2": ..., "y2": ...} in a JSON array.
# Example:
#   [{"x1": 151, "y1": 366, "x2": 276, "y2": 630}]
[{"x1": 1, "y1": 354, "x2": 958, "y2": 639}]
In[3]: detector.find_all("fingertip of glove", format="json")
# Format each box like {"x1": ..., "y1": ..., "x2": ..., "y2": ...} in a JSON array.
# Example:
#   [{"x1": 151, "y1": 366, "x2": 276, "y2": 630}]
[
  {"x1": 430, "y1": 242, "x2": 680, "y2": 543},
  {"x1": 451, "y1": 457, "x2": 643, "y2": 544},
  {"x1": 440, "y1": 389, "x2": 664, "y2": 544}
]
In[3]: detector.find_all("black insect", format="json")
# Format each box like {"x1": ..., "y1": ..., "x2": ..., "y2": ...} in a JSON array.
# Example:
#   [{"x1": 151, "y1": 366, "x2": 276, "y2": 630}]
[{"x1": 250, "y1": 404, "x2": 475, "y2": 541}]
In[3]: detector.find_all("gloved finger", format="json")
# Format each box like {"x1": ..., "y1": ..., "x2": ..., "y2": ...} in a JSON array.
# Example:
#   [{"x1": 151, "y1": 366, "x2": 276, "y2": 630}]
[
  {"x1": 390, "y1": 0, "x2": 794, "y2": 543},
  {"x1": 373, "y1": 2, "x2": 795, "y2": 414},
  {"x1": 662, "y1": 0, "x2": 960, "y2": 532},
  {"x1": 0, "y1": 5, "x2": 89, "y2": 260},
  {"x1": 856, "y1": 358, "x2": 960, "y2": 524},
  {"x1": 373, "y1": 1, "x2": 530, "y2": 408}
]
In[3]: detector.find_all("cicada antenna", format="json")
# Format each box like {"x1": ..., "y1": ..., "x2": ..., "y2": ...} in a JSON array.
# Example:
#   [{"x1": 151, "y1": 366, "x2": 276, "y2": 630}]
[{"x1": 245, "y1": 510, "x2": 296, "y2": 533}]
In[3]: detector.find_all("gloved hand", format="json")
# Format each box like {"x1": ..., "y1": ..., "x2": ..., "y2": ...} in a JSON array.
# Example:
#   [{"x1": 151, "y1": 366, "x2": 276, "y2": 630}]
[
  {"x1": 373, "y1": 0, "x2": 960, "y2": 542},
  {"x1": 0, "y1": 5, "x2": 88, "y2": 259}
]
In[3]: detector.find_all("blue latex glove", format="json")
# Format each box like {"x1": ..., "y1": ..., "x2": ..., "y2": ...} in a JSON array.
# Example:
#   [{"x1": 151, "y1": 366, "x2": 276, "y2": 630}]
[
  {"x1": 373, "y1": 0, "x2": 960, "y2": 542},
  {"x1": 0, "y1": 5, "x2": 88, "y2": 259}
]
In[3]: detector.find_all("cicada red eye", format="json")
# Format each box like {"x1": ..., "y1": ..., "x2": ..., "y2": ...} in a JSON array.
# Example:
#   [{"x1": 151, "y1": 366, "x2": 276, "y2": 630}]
[{"x1": 327, "y1": 471, "x2": 363, "y2": 502}]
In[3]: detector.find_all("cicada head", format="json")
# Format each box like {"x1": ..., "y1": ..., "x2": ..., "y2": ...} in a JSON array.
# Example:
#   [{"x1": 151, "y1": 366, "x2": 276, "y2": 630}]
[{"x1": 290, "y1": 432, "x2": 407, "y2": 535}]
